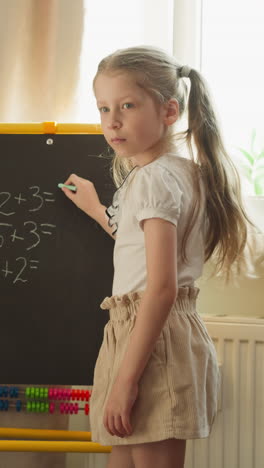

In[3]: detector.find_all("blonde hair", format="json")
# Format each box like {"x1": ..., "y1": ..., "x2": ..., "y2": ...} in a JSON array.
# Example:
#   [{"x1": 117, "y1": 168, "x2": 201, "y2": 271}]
[{"x1": 93, "y1": 45, "x2": 252, "y2": 279}]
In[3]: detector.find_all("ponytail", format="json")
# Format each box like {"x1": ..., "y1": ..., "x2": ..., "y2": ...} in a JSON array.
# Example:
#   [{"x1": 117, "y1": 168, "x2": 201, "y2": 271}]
[{"x1": 186, "y1": 69, "x2": 251, "y2": 278}]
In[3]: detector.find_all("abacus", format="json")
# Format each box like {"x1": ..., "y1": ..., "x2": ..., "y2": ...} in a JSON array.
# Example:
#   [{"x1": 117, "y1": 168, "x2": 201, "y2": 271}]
[
  {"x1": 0, "y1": 383, "x2": 112, "y2": 454},
  {"x1": 0, "y1": 385, "x2": 91, "y2": 415}
]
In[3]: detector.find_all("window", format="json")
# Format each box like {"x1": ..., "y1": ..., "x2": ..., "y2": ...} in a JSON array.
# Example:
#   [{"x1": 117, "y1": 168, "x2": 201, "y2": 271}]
[{"x1": 201, "y1": 0, "x2": 264, "y2": 193}]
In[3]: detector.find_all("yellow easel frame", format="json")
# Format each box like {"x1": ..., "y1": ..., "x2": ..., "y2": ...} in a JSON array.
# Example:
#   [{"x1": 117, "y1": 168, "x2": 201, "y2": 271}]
[{"x1": 0, "y1": 122, "x2": 102, "y2": 134}]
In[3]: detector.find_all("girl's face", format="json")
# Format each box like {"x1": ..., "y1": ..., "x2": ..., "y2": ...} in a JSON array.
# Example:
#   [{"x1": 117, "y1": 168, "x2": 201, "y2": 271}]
[{"x1": 94, "y1": 71, "x2": 172, "y2": 167}]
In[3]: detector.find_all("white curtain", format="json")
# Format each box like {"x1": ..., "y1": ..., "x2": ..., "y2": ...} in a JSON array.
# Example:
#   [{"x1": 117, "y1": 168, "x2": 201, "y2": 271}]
[
  {"x1": 0, "y1": 0, "x2": 174, "y2": 124},
  {"x1": 0, "y1": 0, "x2": 85, "y2": 122}
]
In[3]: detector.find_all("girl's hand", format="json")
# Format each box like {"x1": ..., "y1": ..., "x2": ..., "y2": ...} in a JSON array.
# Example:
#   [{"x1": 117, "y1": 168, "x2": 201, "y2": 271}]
[
  {"x1": 60, "y1": 173, "x2": 102, "y2": 220},
  {"x1": 103, "y1": 377, "x2": 139, "y2": 438}
]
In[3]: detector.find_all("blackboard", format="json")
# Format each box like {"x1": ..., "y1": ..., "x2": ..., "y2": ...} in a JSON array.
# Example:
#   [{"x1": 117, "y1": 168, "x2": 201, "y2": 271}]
[{"x1": 0, "y1": 134, "x2": 115, "y2": 385}]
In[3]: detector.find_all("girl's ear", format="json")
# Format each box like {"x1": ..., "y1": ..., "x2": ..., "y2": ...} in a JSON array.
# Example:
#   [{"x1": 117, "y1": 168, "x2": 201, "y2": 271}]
[{"x1": 163, "y1": 99, "x2": 179, "y2": 126}]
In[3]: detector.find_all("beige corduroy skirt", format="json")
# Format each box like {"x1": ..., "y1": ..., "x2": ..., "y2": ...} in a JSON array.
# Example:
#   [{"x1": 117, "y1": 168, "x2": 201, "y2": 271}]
[{"x1": 89, "y1": 286, "x2": 219, "y2": 446}]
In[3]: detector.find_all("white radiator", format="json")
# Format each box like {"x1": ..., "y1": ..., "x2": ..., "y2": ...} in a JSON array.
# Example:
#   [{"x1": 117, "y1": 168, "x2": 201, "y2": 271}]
[{"x1": 185, "y1": 315, "x2": 264, "y2": 468}]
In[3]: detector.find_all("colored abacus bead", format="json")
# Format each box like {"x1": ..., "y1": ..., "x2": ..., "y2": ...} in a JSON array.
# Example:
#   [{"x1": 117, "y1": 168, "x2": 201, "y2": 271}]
[
  {"x1": 10, "y1": 386, "x2": 19, "y2": 398},
  {"x1": 59, "y1": 402, "x2": 78, "y2": 414},
  {"x1": 85, "y1": 404, "x2": 90, "y2": 415},
  {"x1": 26, "y1": 401, "x2": 31, "y2": 412},
  {"x1": 38, "y1": 401, "x2": 48, "y2": 412},
  {"x1": 0, "y1": 386, "x2": 8, "y2": 397},
  {"x1": 62, "y1": 389, "x2": 67, "y2": 400},
  {"x1": 1, "y1": 399, "x2": 7, "y2": 411},
  {"x1": 49, "y1": 402, "x2": 55, "y2": 414},
  {"x1": 16, "y1": 400, "x2": 22, "y2": 412},
  {"x1": 48, "y1": 388, "x2": 53, "y2": 399}
]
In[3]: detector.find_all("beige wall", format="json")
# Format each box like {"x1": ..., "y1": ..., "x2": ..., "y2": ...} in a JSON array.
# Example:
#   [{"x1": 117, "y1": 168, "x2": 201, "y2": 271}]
[{"x1": 197, "y1": 267, "x2": 264, "y2": 318}]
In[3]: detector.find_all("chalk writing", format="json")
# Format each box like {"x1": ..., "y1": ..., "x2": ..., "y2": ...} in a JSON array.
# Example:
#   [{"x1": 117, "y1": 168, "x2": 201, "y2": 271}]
[{"x1": 0, "y1": 186, "x2": 56, "y2": 283}]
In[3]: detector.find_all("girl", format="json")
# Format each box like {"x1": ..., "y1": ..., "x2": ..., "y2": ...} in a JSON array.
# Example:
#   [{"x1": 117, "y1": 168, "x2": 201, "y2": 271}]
[{"x1": 61, "y1": 46, "x2": 250, "y2": 468}]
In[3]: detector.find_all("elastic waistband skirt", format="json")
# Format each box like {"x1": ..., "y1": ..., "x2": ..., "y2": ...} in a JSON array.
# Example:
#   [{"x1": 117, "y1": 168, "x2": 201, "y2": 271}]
[
  {"x1": 90, "y1": 285, "x2": 220, "y2": 446},
  {"x1": 100, "y1": 286, "x2": 200, "y2": 320}
]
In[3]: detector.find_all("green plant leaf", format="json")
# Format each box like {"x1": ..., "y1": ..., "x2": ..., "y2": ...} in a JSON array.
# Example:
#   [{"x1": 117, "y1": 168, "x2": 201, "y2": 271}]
[
  {"x1": 254, "y1": 175, "x2": 264, "y2": 195},
  {"x1": 237, "y1": 148, "x2": 254, "y2": 165},
  {"x1": 240, "y1": 166, "x2": 252, "y2": 182}
]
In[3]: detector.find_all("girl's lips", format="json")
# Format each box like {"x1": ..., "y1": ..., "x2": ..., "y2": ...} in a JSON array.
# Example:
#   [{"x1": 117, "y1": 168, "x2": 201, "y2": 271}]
[{"x1": 111, "y1": 138, "x2": 126, "y2": 143}]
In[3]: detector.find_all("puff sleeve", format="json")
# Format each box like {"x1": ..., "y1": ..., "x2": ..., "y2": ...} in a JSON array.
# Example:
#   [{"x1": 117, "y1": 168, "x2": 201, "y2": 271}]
[{"x1": 134, "y1": 165, "x2": 183, "y2": 230}]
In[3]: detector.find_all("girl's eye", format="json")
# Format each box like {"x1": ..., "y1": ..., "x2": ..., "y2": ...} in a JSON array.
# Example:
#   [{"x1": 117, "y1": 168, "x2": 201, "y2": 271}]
[
  {"x1": 98, "y1": 103, "x2": 133, "y2": 112},
  {"x1": 99, "y1": 106, "x2": 109, "y2": 113},
  {"x1": 123, "y1": 103, "x2": 133, "y2": 109}
]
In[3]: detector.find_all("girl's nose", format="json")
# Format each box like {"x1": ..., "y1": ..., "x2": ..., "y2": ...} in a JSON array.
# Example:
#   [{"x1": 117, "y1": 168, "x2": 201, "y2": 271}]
[{"x1": 107, "y1": 113, "x2": 122, "y2": 130}]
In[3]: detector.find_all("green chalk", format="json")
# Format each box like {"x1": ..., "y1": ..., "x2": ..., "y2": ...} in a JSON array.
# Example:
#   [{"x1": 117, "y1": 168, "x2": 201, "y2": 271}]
[{"x1": 58, "y1": 183, "x2": 77, "y2": 192}]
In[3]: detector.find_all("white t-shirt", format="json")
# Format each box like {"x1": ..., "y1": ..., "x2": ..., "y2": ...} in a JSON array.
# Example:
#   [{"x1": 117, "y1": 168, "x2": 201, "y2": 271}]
[{"x1": 106, "y1": 153, "x2": 207, "y2": 296}]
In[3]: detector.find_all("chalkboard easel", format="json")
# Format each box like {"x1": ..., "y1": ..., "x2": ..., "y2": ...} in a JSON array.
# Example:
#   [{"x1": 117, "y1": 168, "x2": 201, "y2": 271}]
[{"x1": 0, "y1": 123, "x2": 116, "y2": 385}]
